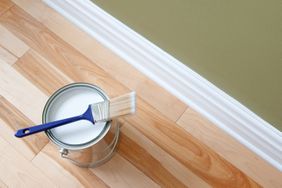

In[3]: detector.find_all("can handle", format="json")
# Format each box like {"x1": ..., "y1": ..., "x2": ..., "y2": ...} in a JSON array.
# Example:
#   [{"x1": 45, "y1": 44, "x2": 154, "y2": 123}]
[{"x1": 59, "y1": 126, "x2": 120, "y2": 168}]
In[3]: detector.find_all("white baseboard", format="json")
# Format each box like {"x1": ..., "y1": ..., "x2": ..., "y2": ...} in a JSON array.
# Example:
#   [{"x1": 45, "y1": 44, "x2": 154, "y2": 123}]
[{"x1": 44, "y1": 0, "x2": 281, "y2": 170}]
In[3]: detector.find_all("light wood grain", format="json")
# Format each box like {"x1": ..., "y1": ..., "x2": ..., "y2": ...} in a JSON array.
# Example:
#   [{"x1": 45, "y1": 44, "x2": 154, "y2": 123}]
[
  {"x1": 11, "y1": 0, "x2": 50, "y2": 23},
  {"x1": 0, "y1": 178, "x2": 7, "y2": 188},
  {"x1": 118, "y1": 129, "x2": 187, "y2": 188},
  {"x1": 135, "y1": 79, "x2": 186, "y2": 121},
  {"x1": 121, "y1": 122, "x2": 212, "y2": 188},
  {"x1": 0, "y1": 45, "x2": 17, "y2": 64},
  {"x1": 0, "y1": 118, "x2": 35, "y2": 160},
  {"x1": 0, "y1": 0, "x2": 13, "y2": 16},
  {"x1": 14, "y1": 49, "x2": 72, "y2": 95},
  {"x1": 0, "y1": 96, "x2": 48, "y2": 160},
  {"x1": 177, "y1": 108, "x2": 282, "y2": 188},
  {"x1": 11, "y1": 0, "x2": 187, "y2": 122},
  {"x1": 32, "y1": 143, "x2": 109, "y2": 188},
  {"x1": 0, "y1": 137, "x2": 55, "y2": 188},
  {"x1": 0, "y1": 5, "x2": 129, "y2": 98},
  {"x1": 0, "y1": 24, "x2": 29, "y2": 58},
  {"x1": 124, "y1": 98, "x2": 260, "y2": 188},
  {"x1": 0, "y1": 59, "x2": 48, "y2": 124},
  {"x1": 91, "y1": 154, "x2": 160, "y2": 188}
]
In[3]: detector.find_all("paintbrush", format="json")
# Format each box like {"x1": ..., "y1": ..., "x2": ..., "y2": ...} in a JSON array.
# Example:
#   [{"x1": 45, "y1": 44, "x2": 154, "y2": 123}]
[{"x1": 15, "y1": 92, "x2": 136, "y2": 138}]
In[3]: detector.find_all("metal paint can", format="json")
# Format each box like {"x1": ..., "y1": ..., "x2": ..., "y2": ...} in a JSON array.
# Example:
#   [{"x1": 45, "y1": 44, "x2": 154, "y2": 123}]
[{"x1": 42, "y1": 83, "x2": 119, "y2": 168}]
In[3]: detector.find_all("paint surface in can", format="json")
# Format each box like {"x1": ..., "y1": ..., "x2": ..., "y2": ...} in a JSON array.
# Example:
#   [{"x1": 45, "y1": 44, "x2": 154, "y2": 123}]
[{"x1": 44, "y1": 84, "x2": 110, "y2": 149}]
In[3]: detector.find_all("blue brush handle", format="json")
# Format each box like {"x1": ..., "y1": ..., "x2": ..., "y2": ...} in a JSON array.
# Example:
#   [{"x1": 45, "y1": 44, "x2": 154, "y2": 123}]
[{"x1": 15, "y1": 105, "x2": 94, "y2": 138}]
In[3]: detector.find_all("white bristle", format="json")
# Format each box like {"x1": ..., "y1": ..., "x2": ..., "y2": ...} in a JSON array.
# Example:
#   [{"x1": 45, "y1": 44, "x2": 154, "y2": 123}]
[
  {"x1": 109, "y1": 92, "x2": 136, "y2": 119},
  {"x1": 91, "y1": 92, "x2": 136, "y2": 122}
]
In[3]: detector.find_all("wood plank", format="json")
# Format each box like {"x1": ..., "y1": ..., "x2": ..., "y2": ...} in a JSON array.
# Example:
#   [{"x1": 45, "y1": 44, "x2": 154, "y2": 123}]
[
  {"x1": 9, "y1": 0, "x2": 187, "y2": 122},
  {"x1": 32, "y1": 143, "x2": 109, "y2": 188},
  {"x1": 0, "y1": 137, "x2": 55, "y2": 187},
  {"x1": 0, "y1": 97, "x2": 48, "y2": 160},
  {"x1": 0, "y1": 178, "x2": 7, "y2": 188},
  {"x1": 177, "y1": 108, "x2": 282, "y2": 188},
  {"x1": 124, "y1": 98, "x2": 261, "y2": 188},
  {"x1": 0, "y1": 24, "x2": 29, "y2": 58},
  {"x1": 135, "y1": 79, "x2": 186, "y2": 121},
  {"x1": 118, "y1": 129, "x2": 187, "y2": 188},
  {"x1": 0, "y1": 0, "x2": 13, "y2": 16},
  {"x1": 0, "y1": 45, "x2": 17, "y2": 64},
  {"x1": 0, "y1": 59, "x2": 48, "y2": 124},
  {"x1": 0, "y1": 118, "x2": 34, "y2": 160},
  {"x1": 11, "y1": 0, "x2": 50, "y2": 23},
  {"x1": 0, "y1": 6, "x2": 128, "y2": 98},
  {"x1": 121, "y1": 122, "x2": 211, "y2": 188},
  {"x1": 11, "y1": 0, "x2": 145, "y2": 91},
  {"x1": 91, "y1": 154, "x2": 160, "y2": 188},
  {"x1": 14, "y1": 49, "x2": 72, "y2": 95}
]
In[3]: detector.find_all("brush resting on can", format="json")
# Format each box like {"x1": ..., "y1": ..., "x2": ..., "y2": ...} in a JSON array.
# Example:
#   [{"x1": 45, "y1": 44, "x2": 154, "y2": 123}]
[{"x1": 15, "y1": 92, "x2": 136, "y2": 138}]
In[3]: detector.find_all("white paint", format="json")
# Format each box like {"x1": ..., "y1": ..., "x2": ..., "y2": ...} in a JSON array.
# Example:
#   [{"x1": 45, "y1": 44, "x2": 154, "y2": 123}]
[
  {"x1": 46, "y1": 86, "x2": 106, "y2": 145},
  {"x1": 44, "y1": 0, "x2": 282, "y2": 171}
]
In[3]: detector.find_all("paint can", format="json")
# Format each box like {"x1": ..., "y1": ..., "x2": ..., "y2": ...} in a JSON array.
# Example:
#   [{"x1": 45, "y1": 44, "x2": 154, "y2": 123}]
[{"x1": 42, "y1": 83, "x2": 119, "y2": 168}]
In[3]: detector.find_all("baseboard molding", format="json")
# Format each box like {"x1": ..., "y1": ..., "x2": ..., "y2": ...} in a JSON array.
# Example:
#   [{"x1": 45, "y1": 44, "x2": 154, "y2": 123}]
[{"x1": 44, "y1": 0, "x2": 281, "y2": 170}]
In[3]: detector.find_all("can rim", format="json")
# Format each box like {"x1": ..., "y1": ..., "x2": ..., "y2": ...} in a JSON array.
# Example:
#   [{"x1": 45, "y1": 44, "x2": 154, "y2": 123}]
[{"x1": 42, "y1": 82, "x2": 111, "y2": 150}]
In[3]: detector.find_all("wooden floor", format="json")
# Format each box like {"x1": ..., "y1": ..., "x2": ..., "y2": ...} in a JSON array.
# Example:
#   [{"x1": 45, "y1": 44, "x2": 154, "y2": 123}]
[{"x1": 0, "y1": 0, "x2": 280, "y2": 187}]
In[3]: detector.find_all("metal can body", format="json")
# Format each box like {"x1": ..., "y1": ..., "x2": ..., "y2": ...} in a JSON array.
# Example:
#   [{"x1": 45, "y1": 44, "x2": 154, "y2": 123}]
[
  {"x1": 42, "y1": 83, "x2": 119, "y2": 168},
  {"x1": 59, "y1": 120, "x2": 119, "y2": 167}
]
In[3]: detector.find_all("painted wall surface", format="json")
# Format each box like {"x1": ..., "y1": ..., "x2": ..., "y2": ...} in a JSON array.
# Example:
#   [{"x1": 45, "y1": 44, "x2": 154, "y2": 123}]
[{"x1": 93, "y1": 0, "x2": 282, "y2": 130}]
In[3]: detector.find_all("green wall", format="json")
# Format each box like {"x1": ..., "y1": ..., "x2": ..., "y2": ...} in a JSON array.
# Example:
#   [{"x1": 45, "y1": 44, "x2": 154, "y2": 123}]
[{"x1": 93, "y1": 0, "x2": 282, "y2": 130}]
